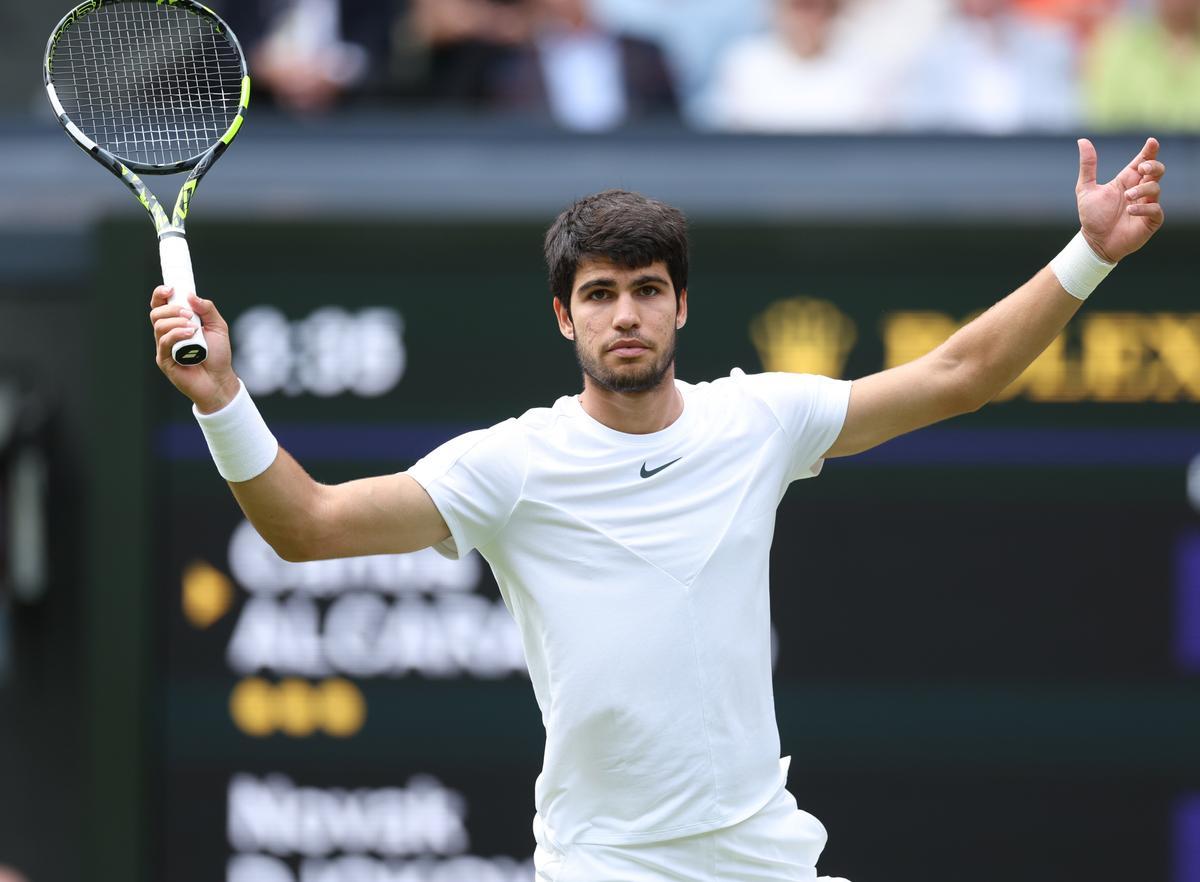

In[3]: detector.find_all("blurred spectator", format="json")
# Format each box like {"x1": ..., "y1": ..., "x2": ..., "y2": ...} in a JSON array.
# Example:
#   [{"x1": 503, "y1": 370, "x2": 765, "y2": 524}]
[
  {"x1": 589, "y1": 0, "x2": 771, "y2": 124},
  {"x1": 707, "y1": 0, "x2": 895, "y2": 132},
  {"x1": 1084, "y1": 0, "x2": 1200, "y2": 131},
  {"x1": 428, "y1": 0, "x2": 679, "y2": 130},
  {"x1": 1014, "y1": 0, "x2": 1121, "y2": 40},
  {"x1": 407, "y1": 0, "x2": 531, "y2": 105},
  {"x1": 0, "y1": 379, "x2": 50, "y2": 646},
  {"x1": 410, "y1": 0, "x2": 529, "y2": 46},
  {"x1": 900, "y1": 0, "x2": 1079, "y2": 132},
  {"x1": 221, "y1": 0, "x2": 405, "y2": 113},
  {"x1": 837, "y1": 0, "x2": 950, "y2": 85}
]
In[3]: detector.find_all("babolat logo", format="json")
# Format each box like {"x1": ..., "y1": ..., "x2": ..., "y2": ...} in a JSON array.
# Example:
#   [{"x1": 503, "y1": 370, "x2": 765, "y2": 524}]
[{"x1": 178, "y1": 180, "x2": 197, "y2": 218}]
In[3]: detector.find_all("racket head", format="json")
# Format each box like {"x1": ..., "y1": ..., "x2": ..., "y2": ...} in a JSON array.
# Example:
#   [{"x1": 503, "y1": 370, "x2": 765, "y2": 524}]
[{"x1": 44, "y1": 0, "x2": 249, "y2": 175}]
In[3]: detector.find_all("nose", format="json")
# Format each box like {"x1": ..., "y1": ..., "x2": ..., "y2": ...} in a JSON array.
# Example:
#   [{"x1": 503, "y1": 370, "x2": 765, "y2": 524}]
[{"x1": 612, "y1": 292, "x2": 641, "y2": 330}]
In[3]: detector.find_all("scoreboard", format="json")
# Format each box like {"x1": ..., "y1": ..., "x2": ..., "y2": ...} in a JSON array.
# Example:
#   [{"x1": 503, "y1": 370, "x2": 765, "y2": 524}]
[{"x1": 99, "y1": 218, "x2": 1200, "y2": 882}]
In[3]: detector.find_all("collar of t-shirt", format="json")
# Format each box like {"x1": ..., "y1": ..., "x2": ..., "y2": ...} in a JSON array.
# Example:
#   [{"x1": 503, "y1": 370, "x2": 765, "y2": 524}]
[{"x1": 558, "y1": 379, "x2": 698, "y2": 446}]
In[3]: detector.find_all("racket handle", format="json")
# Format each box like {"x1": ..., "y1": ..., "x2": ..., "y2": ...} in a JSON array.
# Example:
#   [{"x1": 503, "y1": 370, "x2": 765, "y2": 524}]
[{"x1": 159, "y1": 235, "x2": 209, "y2": 366}]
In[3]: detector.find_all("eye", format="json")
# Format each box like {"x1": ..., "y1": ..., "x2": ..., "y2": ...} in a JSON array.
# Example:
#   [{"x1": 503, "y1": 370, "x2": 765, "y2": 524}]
[
  {"x1": 639, "y1": 286, "x2": 660, "y2": 297},
  {"x1": 588, "y1": 290, "x2": 612, "y2": 301}
]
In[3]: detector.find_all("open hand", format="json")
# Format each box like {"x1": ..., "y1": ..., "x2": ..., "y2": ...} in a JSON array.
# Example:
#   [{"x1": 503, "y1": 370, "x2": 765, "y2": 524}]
[{"x1": 1076, "y1": 137, "x2": 1165, "y2": 264}]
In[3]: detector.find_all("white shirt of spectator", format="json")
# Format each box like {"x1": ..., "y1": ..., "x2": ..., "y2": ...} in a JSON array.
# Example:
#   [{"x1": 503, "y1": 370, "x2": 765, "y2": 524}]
[
  {"x1": 262, "y1": 0, "x2": 367, "y2": 86},
  {"x1": 537, "y1": 30, "x2": 629, "y2": 132},
  {"x1": 590, "y1": 0, "x2": 772, "y2": 124},
  {"x1": 900, "y1": 14, "x2": 1079, "y2": 133},
  {"x1": 407, "y1": 370, "x2": 851, "y2": 846},
  {"x1": 708, "y1": 29, "x2": 894, "y2": 132}
]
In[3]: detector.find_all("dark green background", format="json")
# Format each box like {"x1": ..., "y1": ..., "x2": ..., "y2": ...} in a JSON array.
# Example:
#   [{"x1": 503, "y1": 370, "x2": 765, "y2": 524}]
[{"x1": 89, "y1": 218, "x2": 1200, "y2": 882}]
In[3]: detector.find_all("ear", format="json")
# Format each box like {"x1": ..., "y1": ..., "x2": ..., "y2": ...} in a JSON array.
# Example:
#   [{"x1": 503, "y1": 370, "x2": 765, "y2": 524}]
[
  {"x1": 553, "y1": 296, "x2": 575, "y2": 340},
  {"x1": 676, "y1": 288, "x2": 688, "y2": 329}
]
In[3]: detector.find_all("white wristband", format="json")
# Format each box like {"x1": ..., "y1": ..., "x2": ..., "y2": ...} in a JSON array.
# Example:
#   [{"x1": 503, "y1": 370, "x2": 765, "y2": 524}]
[
  {"x1": 193, "y1": 380, "x2": 279, "y2": 483},
  {"x1": 1050, "y1": 231, "x2": 1116, "y2": 301}
]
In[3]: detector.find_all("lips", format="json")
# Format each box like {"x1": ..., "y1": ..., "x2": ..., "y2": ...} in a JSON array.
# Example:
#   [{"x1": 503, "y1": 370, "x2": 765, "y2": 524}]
[{"x1": 608, "y1": 339, "x2": 650, "y2": 356}]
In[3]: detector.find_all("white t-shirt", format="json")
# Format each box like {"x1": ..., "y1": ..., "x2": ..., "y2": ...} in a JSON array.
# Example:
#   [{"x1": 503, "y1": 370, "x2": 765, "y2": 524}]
[{"x1": 407, "y1": 369, "x2": 851, "y2": 848}]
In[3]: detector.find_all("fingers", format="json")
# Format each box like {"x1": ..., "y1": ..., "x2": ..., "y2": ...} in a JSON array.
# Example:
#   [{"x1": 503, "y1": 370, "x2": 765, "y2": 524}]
[
  {"x1": 1125, "y1": 180, "x2": 1162, "y2": 203},
  {"x1": 188, "y1": 293, "x2": 229, "y2": 334},
  {"x1": 1138, "y1": 159, "x2": 1165, "y2": 181},
  {"x1": 1116, "y1": 136, "x2": 1163, "y2": 190},
  {"x1": 1076, "y1": 138, "x2": 1098, "y2": 189},
  {"x1": 150, "y1": 290, "x2": 229, "y2": 334},
  {"x1": 155, "y1": 320, "x2": 198, "y2": 366},
  {"x1": 152, "y1": 311, "x2": 196, "y2": 363},
  {"x1": 150, "y1": 302, "x2": 189, "y2": 324},
  {"x1": 1134, "y1": 136, "x2": 1159, "y2": 166},
  {"x1": 149, "y1": 284, "x2": 197, "y2": 307},
  {"x1": 153, "y1": 315, "x2": 193, "y2": 340},
  {"x1": 1124, "y1": 137, "x2": 1159, "y2": 178},
  {"x1": 1126, "y1": 202, "x2": 1164, "y2": 222},
  {"x1": 150, "y1": 291, "x2": 197, "y2": 341},
  {"x1": 1078, "y1": 135, "x2": 1163, "y2": 192}
]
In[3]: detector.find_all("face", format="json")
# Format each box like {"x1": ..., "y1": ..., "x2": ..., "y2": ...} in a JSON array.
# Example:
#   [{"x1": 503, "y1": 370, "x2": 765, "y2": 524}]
[{"x1": 554, "y1": 258, "x2": 687, "y2": 394}]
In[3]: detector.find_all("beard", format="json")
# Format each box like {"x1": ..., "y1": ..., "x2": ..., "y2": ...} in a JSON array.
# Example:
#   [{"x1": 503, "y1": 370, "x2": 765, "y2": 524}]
[{"x1": 575, "y1": 330, "x2": 678, "y2": 394}]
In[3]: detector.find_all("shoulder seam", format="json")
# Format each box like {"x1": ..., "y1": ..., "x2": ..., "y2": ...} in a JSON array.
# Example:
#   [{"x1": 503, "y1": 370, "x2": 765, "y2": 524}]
[
  {"x1": 732, "y1": 374, "x2": 791, "y2": 440},
  {"x1": 476, "y1": 421, "x2": 531, "y2": 552},
  {"x1": 418, "y1": 419, "x2": 520, "y2": 483}
]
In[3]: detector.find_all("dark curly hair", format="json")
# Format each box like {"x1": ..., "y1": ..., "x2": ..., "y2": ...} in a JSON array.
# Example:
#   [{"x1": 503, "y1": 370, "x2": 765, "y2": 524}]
[{"x1": 544, "y1": 190, "x2": 689, "y2": 314}]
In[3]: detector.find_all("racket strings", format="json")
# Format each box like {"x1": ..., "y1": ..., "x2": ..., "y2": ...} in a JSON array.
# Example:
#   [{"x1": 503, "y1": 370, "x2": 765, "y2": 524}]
[{"x1": 51, "y1": 1, "x2": 242, "y2": 168}]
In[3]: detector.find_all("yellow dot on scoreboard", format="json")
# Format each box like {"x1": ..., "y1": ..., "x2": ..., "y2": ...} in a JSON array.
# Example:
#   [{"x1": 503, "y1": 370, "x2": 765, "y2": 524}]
[
  {"x1": 319, "y1": 678, "x2": 367, "y2": 738},
  {"x1": 276, "y1": 678, "x2": 318, "y2": 737},
  {"x1": 229, "y1": 677, "x2": 275, "y2": 737},
  {"x1": 181, "y1": 560, "x2": 233, "y2": 629}
]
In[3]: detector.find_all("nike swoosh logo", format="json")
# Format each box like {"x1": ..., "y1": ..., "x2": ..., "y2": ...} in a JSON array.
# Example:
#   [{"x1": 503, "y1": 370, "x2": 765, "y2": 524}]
[{"x1": 640, "y1": 458, "x2": 681, "y2": 479}]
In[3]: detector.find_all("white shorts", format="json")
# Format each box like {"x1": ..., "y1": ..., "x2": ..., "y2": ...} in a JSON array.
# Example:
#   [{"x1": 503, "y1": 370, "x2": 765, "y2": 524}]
[{"x1": 533, "y1": 760, "x2": 830, "y2": 882}]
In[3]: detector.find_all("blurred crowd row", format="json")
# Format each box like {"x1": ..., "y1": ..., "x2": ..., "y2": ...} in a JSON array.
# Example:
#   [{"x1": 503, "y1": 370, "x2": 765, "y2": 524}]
[{"x1": 219, "y1": 0, "x2": 1200, "y2": 132}]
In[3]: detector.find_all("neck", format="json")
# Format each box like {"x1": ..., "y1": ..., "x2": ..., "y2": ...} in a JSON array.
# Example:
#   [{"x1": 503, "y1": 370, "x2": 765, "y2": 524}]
[
  {"x1": 785, "y1": 32, "x2": 828, "y2": 58},
  {"x1": 578, "y1": 368, "x2": 683, "y2": 434}
]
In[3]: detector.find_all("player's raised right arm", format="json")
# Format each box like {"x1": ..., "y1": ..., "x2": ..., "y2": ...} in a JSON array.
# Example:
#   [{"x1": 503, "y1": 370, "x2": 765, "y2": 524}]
[{"x1": 150, "y1": 287, "x2": 451, "y2": 562}]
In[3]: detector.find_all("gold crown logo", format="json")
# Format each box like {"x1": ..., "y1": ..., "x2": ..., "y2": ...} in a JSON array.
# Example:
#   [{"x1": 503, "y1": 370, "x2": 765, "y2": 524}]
[{"x1": 749, "y1": 297, "x2": 857, "y2": 377}]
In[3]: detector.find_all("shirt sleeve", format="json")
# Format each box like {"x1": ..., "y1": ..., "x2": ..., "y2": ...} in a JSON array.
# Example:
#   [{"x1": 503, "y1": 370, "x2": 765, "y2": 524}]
[
  {"x1": 732, "y1": 370, "x2": 852, "y2": 483},
  {"x1": 406, "y1": 420, "x2": 528, "y2": 560}
]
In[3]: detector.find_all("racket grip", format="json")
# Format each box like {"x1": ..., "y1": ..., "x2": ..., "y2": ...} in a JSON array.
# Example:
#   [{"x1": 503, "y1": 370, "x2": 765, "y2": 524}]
[{"x1": 159, "y1": 235, "x2": 209, "y2": 366}]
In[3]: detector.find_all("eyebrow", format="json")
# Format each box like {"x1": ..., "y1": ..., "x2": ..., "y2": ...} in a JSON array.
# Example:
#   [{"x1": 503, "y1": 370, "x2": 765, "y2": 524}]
[{"x1": 576, "y1": 274, "x2": 670, "y2": 294}]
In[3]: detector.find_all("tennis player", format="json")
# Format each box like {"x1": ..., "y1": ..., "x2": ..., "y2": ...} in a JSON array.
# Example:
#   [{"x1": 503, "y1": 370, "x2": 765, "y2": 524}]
[{"x1": 151, "y1": 137, "x2": 1165, "y2": 882}]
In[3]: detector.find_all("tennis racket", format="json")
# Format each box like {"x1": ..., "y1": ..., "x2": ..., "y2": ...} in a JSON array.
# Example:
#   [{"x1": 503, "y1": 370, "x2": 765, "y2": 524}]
[{"x1": 44, "y1": 0, "x2": 250, "y2": 365}]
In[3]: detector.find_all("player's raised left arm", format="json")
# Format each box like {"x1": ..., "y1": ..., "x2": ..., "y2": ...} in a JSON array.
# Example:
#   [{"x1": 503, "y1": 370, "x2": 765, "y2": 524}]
[{"x1": 825, "y1": 137, "x2": 1166, "y2": 459}]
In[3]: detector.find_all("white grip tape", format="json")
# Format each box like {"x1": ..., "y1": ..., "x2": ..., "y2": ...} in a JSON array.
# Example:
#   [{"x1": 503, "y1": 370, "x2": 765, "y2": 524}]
[
  {"x1": 1050, "y1": 231, "x2": 1116, "y2": 301},
  {"x1": 159, "y1": 236, "x2": 208, "y2": 361},
  {"x1": 193, "y1": 380, "x2": 280, "y2": 483}
]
